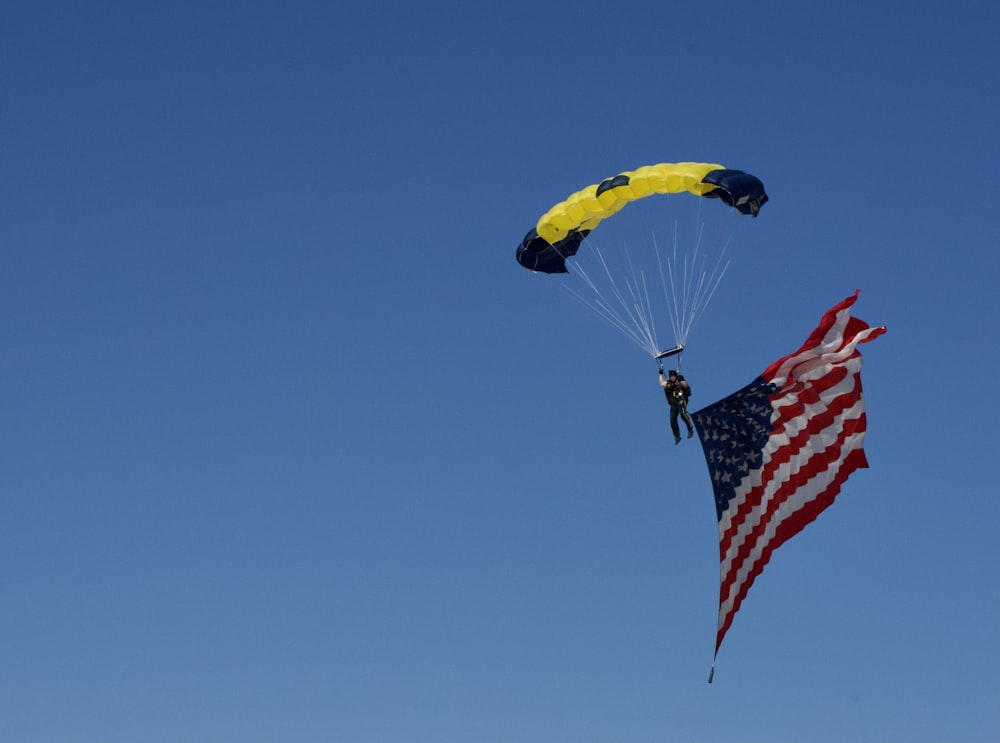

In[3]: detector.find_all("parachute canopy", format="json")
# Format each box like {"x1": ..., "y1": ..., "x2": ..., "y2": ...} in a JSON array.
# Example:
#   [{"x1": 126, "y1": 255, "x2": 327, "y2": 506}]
[{"x1": 516, "y1": 162, "x2": 768, "y2": 274}]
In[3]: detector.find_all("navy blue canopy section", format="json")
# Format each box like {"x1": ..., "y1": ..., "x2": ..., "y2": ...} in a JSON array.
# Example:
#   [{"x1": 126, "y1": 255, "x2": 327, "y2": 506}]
[
  {"x1": 700, "y1": 169, "x2": 769, "y2": 216},
  {"x1": 515, "y1": 228, "x2": 589, "y2": 274}
]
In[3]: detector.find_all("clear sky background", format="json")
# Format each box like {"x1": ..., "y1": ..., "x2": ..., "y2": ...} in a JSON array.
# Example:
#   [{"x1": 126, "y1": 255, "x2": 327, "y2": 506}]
[{"x1": 2, "y1": 2, "x2": 998, "y2": 742}]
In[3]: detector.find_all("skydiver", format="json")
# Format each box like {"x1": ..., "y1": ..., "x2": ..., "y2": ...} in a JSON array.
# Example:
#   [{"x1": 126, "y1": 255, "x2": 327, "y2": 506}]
[{"x1": 659, "y1": 365, "x2": 694, "y2": 444}]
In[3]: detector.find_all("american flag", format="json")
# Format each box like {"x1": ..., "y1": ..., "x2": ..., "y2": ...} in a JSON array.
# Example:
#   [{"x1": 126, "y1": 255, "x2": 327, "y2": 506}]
[{"x1": 690, "y1": 291, "x2": 886, "y2": 674}]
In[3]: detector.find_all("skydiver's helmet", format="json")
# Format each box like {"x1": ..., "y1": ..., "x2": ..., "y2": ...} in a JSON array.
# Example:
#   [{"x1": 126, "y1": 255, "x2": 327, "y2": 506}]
[{"x1": 668, "y1": 370, "x2": 678, "y2": 377}]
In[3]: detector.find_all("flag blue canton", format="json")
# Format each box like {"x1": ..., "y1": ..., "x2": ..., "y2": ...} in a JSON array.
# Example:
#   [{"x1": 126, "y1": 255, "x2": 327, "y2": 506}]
[{"x1": 691, "y1": 379, "x2": 780, "y2": 521}]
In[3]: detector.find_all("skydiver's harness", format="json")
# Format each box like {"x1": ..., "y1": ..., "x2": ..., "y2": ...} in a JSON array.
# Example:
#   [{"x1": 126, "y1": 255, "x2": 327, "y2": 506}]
[
  {"x1": 663, "y1": 378, "x2": 691, "y2": 405},
  {"x1": 656, "y1": 344, "x2": 691, "y2": 405}
]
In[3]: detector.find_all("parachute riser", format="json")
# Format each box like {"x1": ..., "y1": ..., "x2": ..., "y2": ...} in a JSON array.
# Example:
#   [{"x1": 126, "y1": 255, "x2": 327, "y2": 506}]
[
  {"x1": 654, "y1": 344, "x2": 684, "y2": 361},
  {"x1": 654, "y1": 343, "x2": 684, "y2": 372}
]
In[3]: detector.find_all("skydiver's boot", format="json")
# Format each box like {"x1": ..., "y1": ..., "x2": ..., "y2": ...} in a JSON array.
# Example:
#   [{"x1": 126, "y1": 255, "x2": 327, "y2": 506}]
[
  {"x1": 674, "y1": 435, "x2": 682, "y2": 445},
  {"x1": 687, "y1": 427, "x2": 694, "y2": 438}
]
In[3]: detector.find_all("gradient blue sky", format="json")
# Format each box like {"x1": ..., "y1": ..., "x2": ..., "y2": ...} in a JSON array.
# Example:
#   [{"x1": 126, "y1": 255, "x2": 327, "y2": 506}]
[{"x1": 2, "y1": 2, "x2": 998, "y2": 742}]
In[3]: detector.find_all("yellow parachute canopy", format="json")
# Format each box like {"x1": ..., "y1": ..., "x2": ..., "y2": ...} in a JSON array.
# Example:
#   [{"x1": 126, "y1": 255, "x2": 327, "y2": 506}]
[{"x1": 517, "y1": 162, "x2": 767, "y2": 274}]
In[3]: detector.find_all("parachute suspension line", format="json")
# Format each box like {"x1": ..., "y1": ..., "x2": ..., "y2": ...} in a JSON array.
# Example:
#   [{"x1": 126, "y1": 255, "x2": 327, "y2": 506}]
[
  {"x1": 592, "y1": 242, "x2": 658, "y2": 354},
  {"x1": 657, "y1": 220, "x2": 700, "y2": 348},
  {"x1": 623, "y1": 239, "x2": 662, "y2": 357},
  {"x1": 562, "y1": 241, "x2": 661, "y2": 356},
  {"x1": 687, "y1": 241, "x2": 731, "y2": 340},
  {"x1": 683, "y1": 234, "x2": 731, "y2": 343},
  {"x1": 679, "y1": 221, "x2": 707, "y2": 345},
  {"x1": 655, "y1": 217, "x2": 732, "y2": 349},
  {"x1": 654, "y1": 228, "x2": 680, "y2": 347},
  {"x1": 617, "y1": 243, "x2": 660, "y2": 355},
  {"x1": 552, "y1": 200, "x2": 737, "y2": 361}
]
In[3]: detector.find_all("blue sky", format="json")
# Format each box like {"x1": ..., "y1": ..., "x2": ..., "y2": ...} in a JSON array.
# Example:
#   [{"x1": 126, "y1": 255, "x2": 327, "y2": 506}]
[{"x1": 2, "y1": 2, "x2": 998, "y2": 741}]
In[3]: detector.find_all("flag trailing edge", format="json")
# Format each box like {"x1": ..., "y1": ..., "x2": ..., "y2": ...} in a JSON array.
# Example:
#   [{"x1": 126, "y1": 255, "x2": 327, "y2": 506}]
[{"x1": 691, "y1": 290, "x2": 886, "y2": 673}]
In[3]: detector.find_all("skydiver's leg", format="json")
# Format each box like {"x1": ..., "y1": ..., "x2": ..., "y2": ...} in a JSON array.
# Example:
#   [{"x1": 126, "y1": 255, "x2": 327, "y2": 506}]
[
  {"x1": 669, "y1": 405, "x2": 681, "y2": 442},
  {"x1": 679, "y1": 401, "x2": 694, "y2": 437}
]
